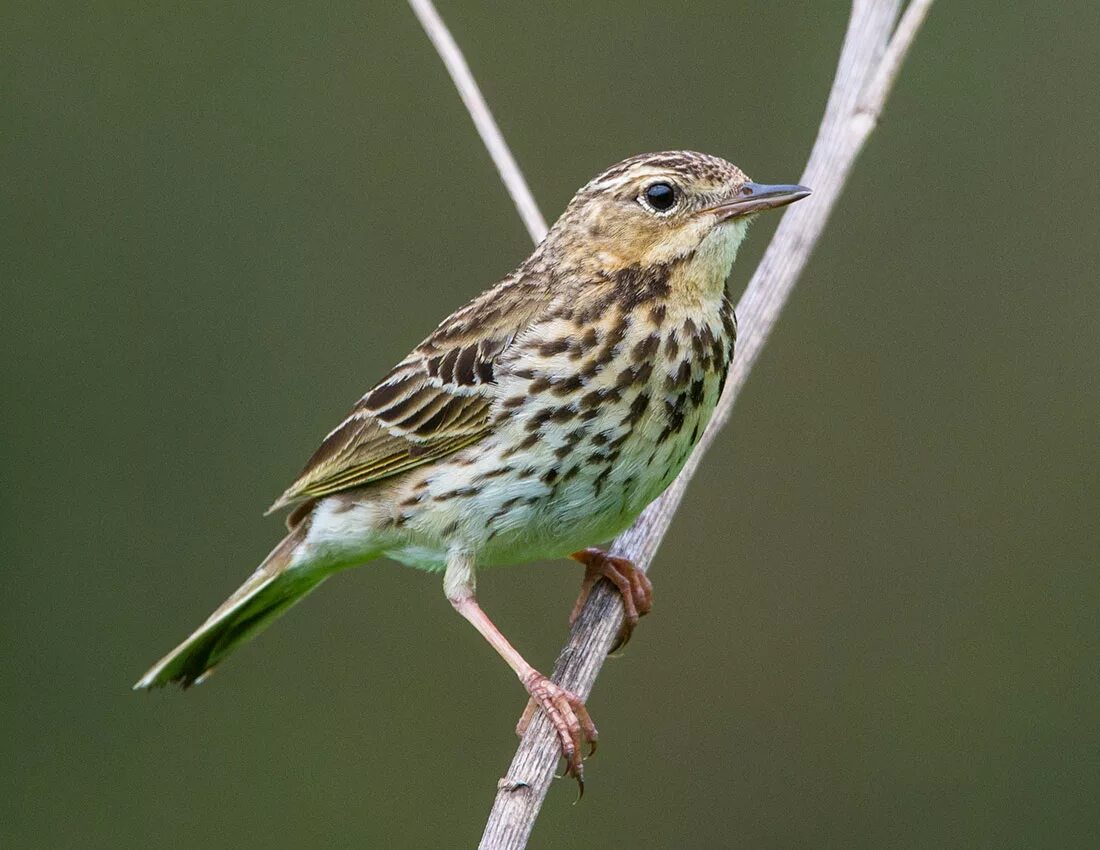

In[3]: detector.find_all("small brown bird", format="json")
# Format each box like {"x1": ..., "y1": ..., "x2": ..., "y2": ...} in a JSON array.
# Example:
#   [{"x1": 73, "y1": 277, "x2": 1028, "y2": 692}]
[{"x1": 135, "y1": 151, "x2": 809, "y2": 786}]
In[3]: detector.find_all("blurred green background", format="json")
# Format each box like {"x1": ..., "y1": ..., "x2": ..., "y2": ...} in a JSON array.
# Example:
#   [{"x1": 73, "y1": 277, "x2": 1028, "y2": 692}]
[{"x1": 3, "y1": 1, "x2": 1098, "y2": 847}]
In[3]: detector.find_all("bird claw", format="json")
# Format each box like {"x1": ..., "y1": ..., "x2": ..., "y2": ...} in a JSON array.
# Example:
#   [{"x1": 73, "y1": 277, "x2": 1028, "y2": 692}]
[
  {"x1": 507, "y1": 549, "x2": 649, "y2": 794},
  {"x1": 570, "y1": 548, "x2": 653, "y2": 651},
  {"x1": 517, "y1": 672, "x2": 598, "y2": 794}
]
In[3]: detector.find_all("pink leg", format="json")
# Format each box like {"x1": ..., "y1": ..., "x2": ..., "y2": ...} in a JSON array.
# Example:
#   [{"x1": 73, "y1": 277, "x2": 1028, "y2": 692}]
[
  {"x1": 518, "y1": 549, "x2": 654, "y2": 756},
  {"x1": 445, "y1": 556, "x2": 597, "y2": 790}
]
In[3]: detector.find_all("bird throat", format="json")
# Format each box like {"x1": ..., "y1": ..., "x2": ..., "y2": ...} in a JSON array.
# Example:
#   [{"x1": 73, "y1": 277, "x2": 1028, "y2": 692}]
[{"x1": 681, "y1": 218, "x2": 749, "y2": 301}]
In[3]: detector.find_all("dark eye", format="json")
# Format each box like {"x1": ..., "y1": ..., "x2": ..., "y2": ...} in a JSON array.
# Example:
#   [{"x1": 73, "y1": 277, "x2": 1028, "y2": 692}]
[{"x1": 642, "y1": 182, "x2": 677, "y2": 213}]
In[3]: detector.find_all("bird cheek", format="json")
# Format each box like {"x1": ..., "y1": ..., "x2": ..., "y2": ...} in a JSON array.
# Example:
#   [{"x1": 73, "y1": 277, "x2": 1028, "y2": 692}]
[{"x1": 635, "y1": 234, "x2": 688, "y2": 267}]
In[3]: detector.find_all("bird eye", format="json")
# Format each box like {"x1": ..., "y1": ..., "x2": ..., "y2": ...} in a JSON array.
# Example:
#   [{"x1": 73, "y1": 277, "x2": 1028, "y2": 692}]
[{"x1": 640, "y1": 182, "x2": 678, "y2": 214}]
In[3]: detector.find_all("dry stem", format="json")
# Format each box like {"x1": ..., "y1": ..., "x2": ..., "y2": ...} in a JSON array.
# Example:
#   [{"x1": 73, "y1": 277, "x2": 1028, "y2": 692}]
[{"x1": 407, "y1": 0, "x2": 547, "y2": 244}]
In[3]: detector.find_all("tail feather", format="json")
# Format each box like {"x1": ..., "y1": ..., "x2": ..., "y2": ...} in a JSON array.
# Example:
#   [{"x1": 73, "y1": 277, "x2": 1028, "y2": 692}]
[{"x1": 133, "y1": 530, "x2": 324, "y2": 689}]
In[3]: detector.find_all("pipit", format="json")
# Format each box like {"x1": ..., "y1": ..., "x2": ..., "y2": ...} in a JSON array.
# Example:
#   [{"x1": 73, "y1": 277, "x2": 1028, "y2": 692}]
[{"x1": 135, "y1": 151, "x2": 809, "y2": 788}]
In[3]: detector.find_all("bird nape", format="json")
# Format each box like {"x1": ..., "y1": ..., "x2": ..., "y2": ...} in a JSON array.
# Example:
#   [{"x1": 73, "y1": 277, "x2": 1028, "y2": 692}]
[{"x1": 135, "y1": 150, "x2": 810, "y2": 790}]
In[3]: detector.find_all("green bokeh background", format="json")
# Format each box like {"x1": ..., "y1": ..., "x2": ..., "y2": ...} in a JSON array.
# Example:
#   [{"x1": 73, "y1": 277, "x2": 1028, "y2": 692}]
[{"x1": 3, "y1": 1, "x2": 1098, "y2": 847}]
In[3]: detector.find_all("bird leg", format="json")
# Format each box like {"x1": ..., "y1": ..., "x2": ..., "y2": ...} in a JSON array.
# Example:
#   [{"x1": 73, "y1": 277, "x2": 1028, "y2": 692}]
[
  {"x1": 515, "y1": 548, "x2": 653, "y2": 768},
  {"x1": 569, "y1": 548, "x2": 653, "y2": 652},
  {"x1": 445, "y1": 555, "x2": 597, "y2": 790}
]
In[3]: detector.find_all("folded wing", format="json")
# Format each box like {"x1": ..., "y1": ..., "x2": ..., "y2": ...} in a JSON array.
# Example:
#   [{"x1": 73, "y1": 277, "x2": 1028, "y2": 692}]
[{"x1": 268, "y1": 276, "x2": 548, "y2": 512}]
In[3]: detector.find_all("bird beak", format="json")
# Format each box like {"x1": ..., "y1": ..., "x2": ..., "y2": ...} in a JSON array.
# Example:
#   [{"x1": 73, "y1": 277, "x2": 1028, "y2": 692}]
[{"x1": 708, "y1": 182, "x2": 812, "y2": 220}]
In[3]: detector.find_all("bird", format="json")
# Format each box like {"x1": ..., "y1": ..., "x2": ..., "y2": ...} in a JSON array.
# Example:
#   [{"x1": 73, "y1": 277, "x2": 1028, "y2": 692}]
[{"x1": 134, "y1": 151, "x2": 809, "y2": 788}]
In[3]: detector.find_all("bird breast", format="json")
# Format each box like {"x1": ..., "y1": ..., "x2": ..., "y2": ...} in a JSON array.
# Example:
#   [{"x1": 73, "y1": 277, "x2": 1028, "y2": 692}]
[
  {"x1": 466, "y1": 291, "x2": 734, "y2": 558},
  {"x1": 364, "y1": 288, "x2": 735, "y2": 570}
]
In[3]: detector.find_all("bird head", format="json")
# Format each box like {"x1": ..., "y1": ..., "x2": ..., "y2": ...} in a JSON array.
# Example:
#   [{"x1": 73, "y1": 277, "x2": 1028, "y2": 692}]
[{"x1": 540, "y1": 151, "x2": 810, "y2": 284}]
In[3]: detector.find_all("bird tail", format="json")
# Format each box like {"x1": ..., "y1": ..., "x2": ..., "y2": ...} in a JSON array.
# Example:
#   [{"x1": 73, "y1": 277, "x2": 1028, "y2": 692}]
[{"x1": 133, "y1": 527, "x2": 327, "y2": 690}]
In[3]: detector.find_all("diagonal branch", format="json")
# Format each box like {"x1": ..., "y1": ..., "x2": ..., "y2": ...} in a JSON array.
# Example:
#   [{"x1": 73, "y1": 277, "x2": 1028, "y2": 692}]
[
  {"x1": 408, "y1": 2, "x2": 933, "y2": 848},
  {"x1": 407, "y1": 0, "x2": 548, "y2": 244}
]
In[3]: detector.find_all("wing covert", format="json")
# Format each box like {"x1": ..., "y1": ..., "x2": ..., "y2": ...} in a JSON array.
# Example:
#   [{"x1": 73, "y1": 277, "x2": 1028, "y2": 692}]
[{"x1": 268, "y1": 275, "x2": 548, "y2": 512}]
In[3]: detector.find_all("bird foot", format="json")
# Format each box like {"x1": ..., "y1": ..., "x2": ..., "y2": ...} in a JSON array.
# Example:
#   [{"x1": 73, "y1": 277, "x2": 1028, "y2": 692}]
[
  {"x1": 569, "y1": 548, "x2": 653, "y2": 652},
  {"x1": 515, "y1": 672, "x2": 598, "y2": 793}
]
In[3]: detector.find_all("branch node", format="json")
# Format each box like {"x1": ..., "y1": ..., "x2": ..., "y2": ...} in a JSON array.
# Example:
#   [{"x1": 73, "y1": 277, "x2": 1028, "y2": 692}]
[{"x1": 497, "y1": 777, "x2": 531, "y2": 794}]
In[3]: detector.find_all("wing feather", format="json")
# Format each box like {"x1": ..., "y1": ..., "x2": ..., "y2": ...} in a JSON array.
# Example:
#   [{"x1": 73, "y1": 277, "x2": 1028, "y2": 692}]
[{"x1": 267, "y1": 275, "x2": 549, "y2": 512}]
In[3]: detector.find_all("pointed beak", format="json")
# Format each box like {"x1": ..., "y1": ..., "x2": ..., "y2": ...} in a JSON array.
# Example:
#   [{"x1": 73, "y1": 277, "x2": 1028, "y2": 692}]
[{"x1": 709, "y1": 182, "x2": 812, "y2": 220}]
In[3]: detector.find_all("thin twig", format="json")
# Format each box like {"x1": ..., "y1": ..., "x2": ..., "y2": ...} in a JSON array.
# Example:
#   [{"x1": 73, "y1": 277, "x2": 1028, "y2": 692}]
[
  {"x1": 407, "y1": 0, "x2": 548, "y2": 244},
  {"x1": 408, "y1": 2, "x2": 933, "y2": 847},
  {"x1": 860, "y1": 0, "x2": 935, "y2": 118}
]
